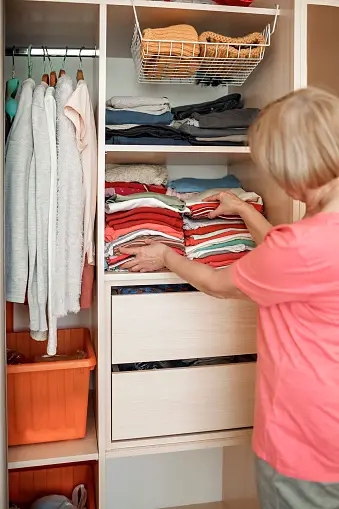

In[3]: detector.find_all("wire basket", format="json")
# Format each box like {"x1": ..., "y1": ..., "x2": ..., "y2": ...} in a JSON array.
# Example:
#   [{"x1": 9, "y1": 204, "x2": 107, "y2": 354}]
[{"x1": 131, "y1": 4, "x2": 279, "y2": 86}]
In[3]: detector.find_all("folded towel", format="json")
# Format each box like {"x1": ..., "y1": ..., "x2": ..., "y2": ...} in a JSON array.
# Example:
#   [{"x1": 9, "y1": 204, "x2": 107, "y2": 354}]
[
  {"x1": 106, "y1": 96, "x2": 170, "y2": 112},
  {"x1": 106, "y1": 164, "x2": 168, "y2": 186},
  {"x1": 199, "y1": 31, "x2": 266, "y2": 59}
]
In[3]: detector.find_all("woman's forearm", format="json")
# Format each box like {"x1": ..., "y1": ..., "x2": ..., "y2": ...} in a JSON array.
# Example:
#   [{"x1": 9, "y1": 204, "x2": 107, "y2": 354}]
[
  {"x1": 163, "y1": 248, "x2": 242, "y2": 299},
  {"x1": 236, "y1": 202, "x2": 272, "y2": 244}
]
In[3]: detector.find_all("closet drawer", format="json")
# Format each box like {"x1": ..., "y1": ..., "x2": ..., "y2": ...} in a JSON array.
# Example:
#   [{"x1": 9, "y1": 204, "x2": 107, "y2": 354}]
[
  {"x1": 111, "y1": 293, "x2": 257, "y2": 363},
  {"x1": 111, "y1": 362, "x2": 256, "y2": 441}
]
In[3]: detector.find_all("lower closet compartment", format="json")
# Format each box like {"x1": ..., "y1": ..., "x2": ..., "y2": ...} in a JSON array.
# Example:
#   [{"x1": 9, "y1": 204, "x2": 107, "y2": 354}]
[
  {"x1": 111, "y1": 361, "x2": 256, "y2": 441},
  {"x1": 111, "y1": 290, "x2": 257, "y2": 363},
  {"x1": 9, "y1": 462, "x2": 96, "y2": 509}
]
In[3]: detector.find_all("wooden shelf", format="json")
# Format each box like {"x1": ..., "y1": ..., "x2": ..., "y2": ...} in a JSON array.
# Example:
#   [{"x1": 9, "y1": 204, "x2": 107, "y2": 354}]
[
  {"x1": 105, "y1": 145, "x2": 251, "y2": 165},
  {"x1": 8, "y1": 398, "x2": 98, "y2": 470},
  {"x1": 107, "y1": 428, "x2": 252, "y2": 457},
  {"x1": 105, "y1": 271, "x2": 185, "y2": 286}
]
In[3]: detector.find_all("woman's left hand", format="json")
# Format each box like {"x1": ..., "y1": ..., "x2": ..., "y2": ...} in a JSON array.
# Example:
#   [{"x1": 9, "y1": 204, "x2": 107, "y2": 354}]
[{"x1": 118, "y1": 241, "x2": 169, "y2": 272}]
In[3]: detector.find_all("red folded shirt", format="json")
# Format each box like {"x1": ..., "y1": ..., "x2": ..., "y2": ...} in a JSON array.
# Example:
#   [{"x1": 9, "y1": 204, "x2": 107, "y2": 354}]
[
  {"x1": 105, "y1": 181, "x2": 166, "y2": 195},
  {"x1": 106, "y1": 207, "x2": 181, "y2": 220},
  {"x1": 106, "y1": 216, "x2": 183, "y2": 231},
  {"x1": 188, "y1": 201, "x2": 263, "y2": 220}
]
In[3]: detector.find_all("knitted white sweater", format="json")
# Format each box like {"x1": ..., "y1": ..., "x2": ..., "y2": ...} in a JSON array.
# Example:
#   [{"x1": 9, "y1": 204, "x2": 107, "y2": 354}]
[{"x1": 54, "y1": 76, "x2": 84, "y2": 318}]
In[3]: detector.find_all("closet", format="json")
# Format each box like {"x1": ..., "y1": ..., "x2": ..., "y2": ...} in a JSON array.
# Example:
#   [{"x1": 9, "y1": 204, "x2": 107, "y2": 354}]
[{"x1": 1, "y1": 0, "x2": 333, "y2": 507}]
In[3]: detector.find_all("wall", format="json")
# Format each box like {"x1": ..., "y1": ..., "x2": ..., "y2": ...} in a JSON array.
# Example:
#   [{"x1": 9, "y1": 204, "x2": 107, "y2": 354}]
[
  {"x1": 307, "y1": 5, "x2": 339, "y2": 95},
  {"x1": 105, "y1": 57, "x2": 227, "y2": 107},
  {"x1": 106, "y1": 448, "x2": 223, "y2": 509}
]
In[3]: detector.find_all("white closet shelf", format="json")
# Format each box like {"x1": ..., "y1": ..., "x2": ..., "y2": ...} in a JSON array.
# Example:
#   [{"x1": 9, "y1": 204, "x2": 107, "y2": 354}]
[
  {"x1": 162, "y1": 503, "x2": 226, "y2": 509},
  {"x1": 8, "y1": 398, "x2": 98, "y2": 470},
  {"x1": 107, "y1": 1, "x2": 279, "y2": 58},
  {"x1": 105, "y1": 271, "x2": 185, "y2": 285},
  {"x1": 105, "y1": 145, "x2": 250, "y2": 165},
  {"x1": 109, "y1": 0, "x2": 278, "y2": 16},
  {"x1": 28, "y1": 0, "x2": 279, "y2": 19},
  {"x1": 107, "y1": 428, "x2": 252, "y2": 457},
  {"x1": 162, "y1": 501, "x2": 259, "y2": 509}
]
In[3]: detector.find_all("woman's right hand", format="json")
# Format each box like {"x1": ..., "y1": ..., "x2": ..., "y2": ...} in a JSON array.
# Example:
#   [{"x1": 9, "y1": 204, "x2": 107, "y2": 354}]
[{"x1": 204, "y1": 191, "x2": 246, "y2": 219}]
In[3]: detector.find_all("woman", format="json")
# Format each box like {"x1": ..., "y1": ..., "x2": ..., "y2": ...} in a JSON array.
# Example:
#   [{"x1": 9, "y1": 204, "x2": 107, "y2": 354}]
[{"x1": 119, "y1": 87, "x2": 339, "y2": 509}]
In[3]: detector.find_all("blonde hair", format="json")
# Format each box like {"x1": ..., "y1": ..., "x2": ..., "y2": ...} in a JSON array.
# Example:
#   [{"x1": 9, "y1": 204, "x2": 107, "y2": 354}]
[{"x1": 248, "y1": 87, "x2": 339, "y2": 197}]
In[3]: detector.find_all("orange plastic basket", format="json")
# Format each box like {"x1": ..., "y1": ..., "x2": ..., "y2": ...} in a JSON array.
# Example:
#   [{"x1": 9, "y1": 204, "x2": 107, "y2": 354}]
[
  {"x1": 7, "y1": 328, "x2": 96, "y2": 446},
  {"x1": 9, "y1": 463, "x2": 96, "y2": 509}
]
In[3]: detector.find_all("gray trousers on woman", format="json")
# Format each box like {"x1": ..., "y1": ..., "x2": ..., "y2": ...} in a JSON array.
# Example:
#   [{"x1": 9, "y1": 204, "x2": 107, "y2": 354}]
[{"x1": 256, "y1": 457, "x2": 339, "y2": 509}]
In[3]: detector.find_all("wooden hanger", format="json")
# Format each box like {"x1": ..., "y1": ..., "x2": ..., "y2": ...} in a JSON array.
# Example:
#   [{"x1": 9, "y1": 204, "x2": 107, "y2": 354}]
[
  {"x1": 77, "y1": 46, "x2": 85, "y2": 82},
  {"x1": 59, "y1": 46, "x2": 67, "y2": 78},
  {"x1": 45, "y1": 46, "x2": 57, "y2": 87},
  {"x1": 41, "y1": 46, "x2": 49, "y2": 85}
]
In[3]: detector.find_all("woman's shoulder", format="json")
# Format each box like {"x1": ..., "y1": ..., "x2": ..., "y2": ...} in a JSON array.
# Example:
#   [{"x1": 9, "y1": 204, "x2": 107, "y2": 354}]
[{"x1": 266, "y1": 212, "x2": 339, "y2": 251}]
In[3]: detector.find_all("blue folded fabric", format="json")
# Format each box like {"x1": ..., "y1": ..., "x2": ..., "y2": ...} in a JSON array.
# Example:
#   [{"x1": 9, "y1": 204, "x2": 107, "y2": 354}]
[
  {"x1": 106, "y1": 136, "x2": 191, "y2": 146},
  {"x1": 168, "y1": 175, "x2": 242, "y2": 192},
  {"x1": 105, "y1": 109, "x2": 173, "y2": 126}
]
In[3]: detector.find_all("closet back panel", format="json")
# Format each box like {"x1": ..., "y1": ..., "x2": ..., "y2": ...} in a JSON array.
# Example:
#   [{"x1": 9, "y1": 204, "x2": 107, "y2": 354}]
[
  {"x1": 106, "y1": 58, "x2": 227, "y2": 108},
  {"x1": 5, "y1": 1, "x2": 99, "y2": 49},
  {"x1": 307, "y1": 5, "x2": 339, "y2": 96},
  {"x1": 106, "y1": 449, "x2": 223, "y2": 509}
]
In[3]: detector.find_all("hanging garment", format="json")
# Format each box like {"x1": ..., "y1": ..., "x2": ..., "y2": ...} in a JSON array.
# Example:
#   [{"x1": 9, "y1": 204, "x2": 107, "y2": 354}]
[
  {"x1": 55, "y1": 75, "x2": 84, "y2": 317},
  {"x1": 5, "y1": 78, "x2": 35, "y2": 303},
  {"x1": 28, "y1": 82, "x2": 51, "y2": 342},
  {"x1": 64, "y1": 79, "x2": 97, "y2": 309},
  {"x1": 45, "y1": 86, "x2": 58, "y2": 355}
]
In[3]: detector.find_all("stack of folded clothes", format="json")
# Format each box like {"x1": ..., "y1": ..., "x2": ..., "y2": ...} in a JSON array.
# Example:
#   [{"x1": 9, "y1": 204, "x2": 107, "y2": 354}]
[
  {"x1": 171, "y1": 94, "x2": 259, "y2": 146},
  {"x1": 105, "y1": 93, "x2": 258, "y2": 146},
  {"x1": 167, "y1": 175, "x2": 263, "y2": 269},
  {"x1": 105, "y1": 95, "x2": 188, "y2": 146},
  {"x1": 104, "y1": 164, "x2": 188, "y2": 271}
]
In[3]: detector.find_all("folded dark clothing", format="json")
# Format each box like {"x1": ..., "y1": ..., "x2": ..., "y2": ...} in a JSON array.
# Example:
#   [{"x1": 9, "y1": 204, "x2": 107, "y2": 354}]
[
  {"x1": 106, "y1": 136, "x2": 191, "y2": 146},
  {"x1": 106, "y1": 125, "x2": 246, "y2": 146},
  {"x1": 189, "y1": 137, "x2": 245, "y2": 146},
  {"x1": 172, "y1": 93, "x2": 243, "y2": 120},
  {"x1": 193, "y1": 108, "x2": 260, "y2": 129},
  {"x1": 177, "y1": 125, "x2": 248, "y2": 138},
  {"x1": 105, "y1": 109, "x2": 173, "y2": 126},
  {"x1": 106, "y1": 124, "x2": 191, "y2": 141}
]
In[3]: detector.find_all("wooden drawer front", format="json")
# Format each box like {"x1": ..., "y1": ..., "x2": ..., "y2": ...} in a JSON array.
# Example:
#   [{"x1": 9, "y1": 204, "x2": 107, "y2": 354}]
[
  {"x1": 111, "y1": 363, "x2": 256, "y2": 441},
  {"x1": 111, "y1": 293, "x2": 257, "y2": 363}
]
